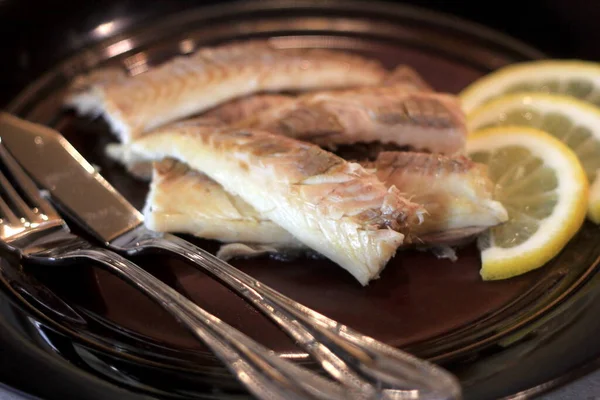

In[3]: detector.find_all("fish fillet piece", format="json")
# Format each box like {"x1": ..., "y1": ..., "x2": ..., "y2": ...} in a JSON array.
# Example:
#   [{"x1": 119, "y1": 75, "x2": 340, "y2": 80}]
[
  {"x1": 202, "y1": 94, "x2": 296, "y2": 123},
  {"x1": 383, "y1": 65, "x2": 433, "y2": 91},
  {"x1": 106, "y1": 94, "x2": 298, "y2": 180},
  {"x1": 133, "y1": 124, "x2": 426, "y2": 285},
  {"x1": 145, "y1": 151, "x2": 506, "y2": 253},
  {"x1": 103, "y1": 67, "x2": 437, "y2": 173},
  {"x1": 105, "y1": 116, "x2": 227, "y2": 180},
  {"x1": 68, "y1": 66, "x2": 129, "y2": 89},
  {"x1": 108, "y1": 85, "x2": 458, "y2": 176},
  {"x1": 144, "y1": 158, "x2": 299, "y2": 245},
  {"x1": 145, "y1": 158, "x2": 292, "y2": 245},
  {"x1": 368, "y1": 152, "x2": 508, "y2": 244},
  {"x1": 65, "y1": 40, "x2": 388, "y2": 143},
  {"x1": 236, "y1": 86, "x2": 467, "y2": 154},
  {"x1": 65, "y1": 67, "x2": 130, "y2": 115}
]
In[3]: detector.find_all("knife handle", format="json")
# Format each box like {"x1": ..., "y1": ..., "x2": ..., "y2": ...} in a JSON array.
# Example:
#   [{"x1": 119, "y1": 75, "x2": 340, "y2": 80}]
[{"x1": 112, "y1": 226, "x2": 461, "y2": 400}]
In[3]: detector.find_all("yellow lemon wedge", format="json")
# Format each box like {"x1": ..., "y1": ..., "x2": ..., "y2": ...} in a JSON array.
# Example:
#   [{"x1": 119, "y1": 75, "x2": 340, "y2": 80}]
[
  {"x1": 467, "y1": 92, "x2": 600, "y2": 223},
  {"x1": 466, "y1": 126, "x2": 588, "y2": 280},
  {"x1": 460, "y1": 60, "x2": 600, "y2": 114}
]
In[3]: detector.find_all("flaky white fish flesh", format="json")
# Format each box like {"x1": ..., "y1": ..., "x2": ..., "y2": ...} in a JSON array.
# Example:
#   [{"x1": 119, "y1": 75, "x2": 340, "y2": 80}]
[
  {"x1": 133, "y1": 124, "x2": 425, "y2": 285},
  {"x1": 105, "y1": 94, "x2": 298, "y2": 180},
  {"x1": 144, "y1": 159, "x2": 299, "y2": 245},
  {"x1": 143, "y1": 152, "x2": 506, "y2": 257},
  {"x1": 367, "y1": 151, "x2": 508, "y2": 244},
  {"x1": 65, "y1": 40, "x2": 388, "y2": 143}
]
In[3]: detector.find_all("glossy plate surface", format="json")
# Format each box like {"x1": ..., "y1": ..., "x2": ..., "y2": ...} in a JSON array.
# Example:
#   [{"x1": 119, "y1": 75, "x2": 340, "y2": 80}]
[{"x1": 2, "y1": 1, "x2": 600, "y2": 399}]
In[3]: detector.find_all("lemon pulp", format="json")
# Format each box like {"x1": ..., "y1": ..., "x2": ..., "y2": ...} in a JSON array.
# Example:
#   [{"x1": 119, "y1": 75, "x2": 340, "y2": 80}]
[
  {"x1": 460, "y1": 60, "x2": 600, "y2": 114},
  {"x1": 468, "y1": 93, "x2": 600, "y2": 223},
  {"x1": 466, "y1": 127, "x2": 588, "y2": 280}
]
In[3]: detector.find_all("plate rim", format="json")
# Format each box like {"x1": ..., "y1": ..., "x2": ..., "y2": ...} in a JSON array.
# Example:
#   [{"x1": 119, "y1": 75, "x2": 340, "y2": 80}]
[{"x1": 5, "y1": 1, "x2": 600, "y2": 399}]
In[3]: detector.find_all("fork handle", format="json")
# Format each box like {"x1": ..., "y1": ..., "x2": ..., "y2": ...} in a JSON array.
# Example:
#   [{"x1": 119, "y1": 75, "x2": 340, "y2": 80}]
[
  {"x1": 112, "y1": 227, "x2": 462, "y2": 400},
  {"x1": 26, "y1": 236, "x2": 349, "y2": 400}
]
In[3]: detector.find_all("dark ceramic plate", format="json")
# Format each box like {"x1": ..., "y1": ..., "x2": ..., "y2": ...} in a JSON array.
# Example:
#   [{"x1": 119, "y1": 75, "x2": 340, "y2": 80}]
[{"x1": 2, "y1": 1, "x2": 600, "y2": 399}]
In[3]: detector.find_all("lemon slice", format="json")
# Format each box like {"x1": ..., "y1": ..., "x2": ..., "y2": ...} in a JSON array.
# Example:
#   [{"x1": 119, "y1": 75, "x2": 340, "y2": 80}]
[
  {"x1": 460, "y1": 60, "x2": 600, "y2": 114},
  {"x1": 466, "y1": 126, "x2": 588, "y2": 280},
  {"x1": 467, "y1": 92, "x2": 600, "y2": 223}
]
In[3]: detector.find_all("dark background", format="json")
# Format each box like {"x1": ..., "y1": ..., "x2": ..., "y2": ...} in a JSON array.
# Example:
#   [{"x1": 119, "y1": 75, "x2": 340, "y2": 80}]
[{"x1": 1, "y1": 0, "x2": 600, "y2": 106}]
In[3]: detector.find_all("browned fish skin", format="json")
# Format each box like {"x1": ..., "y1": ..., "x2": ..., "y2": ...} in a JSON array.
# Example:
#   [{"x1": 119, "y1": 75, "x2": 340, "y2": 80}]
[
  {"x1": 132, "y1": 125, "x2": 426, "y2": 285},
  {"x1": 383, "y1": 65, "x2": 434, "y2": 92},
  {"x1": 236, "y1": 86, "x2": 467, "y2": 154},
  {"x1": 202, "y1": 94, "x2": 296, "y2": 123},
  {"x1": 66, "y1": 40, "x2": 388, "y2": 143},
  {"x1": 368, "y1": 151, "x2": 508, "y2": 244}
]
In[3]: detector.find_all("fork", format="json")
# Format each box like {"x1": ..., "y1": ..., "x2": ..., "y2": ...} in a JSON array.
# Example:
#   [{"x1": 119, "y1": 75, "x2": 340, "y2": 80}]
[
  {"x1": 0, "y1": 139, "x2": 355, "y2": 400},
  {"x1": 0, "y1": 112, "x2": 462, "y2": 399},
  {"x1": 113, "y1": 205, "x2": 463, "y2": 399}
]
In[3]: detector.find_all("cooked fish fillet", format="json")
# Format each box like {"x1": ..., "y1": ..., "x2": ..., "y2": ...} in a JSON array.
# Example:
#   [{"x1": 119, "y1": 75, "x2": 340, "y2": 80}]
[
  {"x1": 197, "y1": 66, "x2": 427, "y2": 125},
  {"x1": 202, "y1": 94, "x2": 296, "y2": 123},
  {"x1": 66, "y1": 67, "x2": 130, "y2": 115},
  {"x1": 236, "y1": 86, "x2": 467, "y2": 154},
  {"x1": 145, "y1": 152, "x2": 506, "y2": 254},
  {"x1": 106, "y1": 142, "x2": 154, "y2": 180},
  {"x1": 215, "y1": 243, "x2": 310, "y2": 261},
  {"x1": 134, "y1": 124, "x2": 426, "y2": 285},
  {"x1": 103, "y1": 66, "x2": 440, "y2": 173},
  {"x1": 67, "y1": 66, "x2": 129, "y2": 91},
  {"x1": 383, "y1": 65, "x2": 433, "y2": 91},
  {"x1": 368, "y1": 152, "x2": 508, "y2": 244},
  {"x1": 145, "y1": 158, "x2": 291, "y2": 245},
  {"x1": 65, "y1": 40, "x2": 387, "y2": 143},
  {"x1": 66, "y1": 63, "x2": 424, "y2": 123},
  {"x1": 144, "y1": 159, "x2": 299, "y2": 245},
  {"x1": 105, "y1": 116, "x2": 227, "y2": 180},
  {"x1": 105, "y1": 84, "x2": 444, "y2": 175},
  {"x1": 106, "y1": 94, "x2": 299, "y2": 180}
]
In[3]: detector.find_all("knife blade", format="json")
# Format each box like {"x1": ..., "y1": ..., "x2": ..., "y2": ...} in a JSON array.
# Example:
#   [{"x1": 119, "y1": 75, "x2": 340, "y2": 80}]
[{"x1": 0, "y1": 112, "x2": 143, "y2": 243}]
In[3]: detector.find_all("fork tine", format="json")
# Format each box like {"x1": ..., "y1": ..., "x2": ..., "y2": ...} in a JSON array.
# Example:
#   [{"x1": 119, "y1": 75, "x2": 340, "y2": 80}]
[
  {"x1": 0, "y1": 169, "x2": 38, "y2": 222},
  {"x1": 0, "y1": 192, "x2": 21, "y2": 226},
  {"x1": 0, "y1": 143, "x2": 59, "y2": 220}
]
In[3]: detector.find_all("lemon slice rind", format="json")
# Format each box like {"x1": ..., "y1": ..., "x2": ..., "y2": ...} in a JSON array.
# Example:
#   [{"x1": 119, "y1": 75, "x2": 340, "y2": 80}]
[
  {"x1": 589, "y1": 177, "x2": 600, "y2": 223},
  {"x1": 468, "y1": 92, "x2": 600, "y2": 224},
  {"x1": 460, "y1": 60, "x2": 600, "y2": 114},
  {"x1": 466, "y1": 126, "x2": 588, "y2": 280}
]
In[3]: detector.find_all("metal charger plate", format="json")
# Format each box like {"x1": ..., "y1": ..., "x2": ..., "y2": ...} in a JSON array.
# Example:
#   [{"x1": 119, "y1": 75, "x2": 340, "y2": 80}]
[{"x1": 2, "y1": 1, "x2": 600, "y2": 399}]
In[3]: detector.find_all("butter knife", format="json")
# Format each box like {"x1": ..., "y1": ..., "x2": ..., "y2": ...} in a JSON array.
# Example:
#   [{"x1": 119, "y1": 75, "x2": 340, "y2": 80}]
[{"x1": 0, "y1": 112, "x2": 461, "y2": 400}]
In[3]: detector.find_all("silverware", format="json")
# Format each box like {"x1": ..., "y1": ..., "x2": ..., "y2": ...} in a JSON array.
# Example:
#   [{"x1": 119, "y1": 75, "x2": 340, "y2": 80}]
[
  {"x1": 0, "y1": 132, "x2": 349, "y2": 400},
  {"x1": 0, "y1": 112, "x2": 462, "y2": 399}
]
